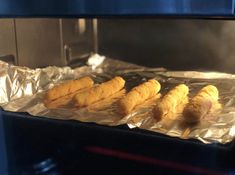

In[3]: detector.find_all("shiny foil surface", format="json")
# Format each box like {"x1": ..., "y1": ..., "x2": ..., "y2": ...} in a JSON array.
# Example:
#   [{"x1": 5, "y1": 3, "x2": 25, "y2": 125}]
[{"x1": 1, "y1": 54, "x2": 235, "y2": 144}]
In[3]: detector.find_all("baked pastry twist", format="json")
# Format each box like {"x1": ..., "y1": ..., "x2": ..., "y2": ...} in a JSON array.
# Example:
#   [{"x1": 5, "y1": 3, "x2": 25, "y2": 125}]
[
  {"x1": 74, "y1": 76, "x2": 125, "y2": 107},
  {"x1": 44, "y1": 76, "x2": 94, "y2": 102},
  {"x1": 118, "y1": 79, "x2": 161, "y2": 115},
  {"x1": 183, "y1": 85, "x2": 220, "y2": 123},
  {"x1": 154, "y1": 84, "x2": 189, "y2": 120}
]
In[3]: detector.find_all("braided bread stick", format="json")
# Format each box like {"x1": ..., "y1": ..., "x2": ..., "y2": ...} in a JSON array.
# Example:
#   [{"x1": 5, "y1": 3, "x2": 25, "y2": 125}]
[
  {"x1": 74, "y1": 76, "x2": 125, "y2": 107},
  {"x1": 183, "y1": 85, "x2": 220, "y2": 123},
  {"x1": 154, "y1": 84, "x2": 189, "y2": 120},
  {"x1": 118, "y1": 79, "x2": 161, "y2": 115},
  {"x1": 44, "y1": 76, "x2": 94, "y2": 103}
]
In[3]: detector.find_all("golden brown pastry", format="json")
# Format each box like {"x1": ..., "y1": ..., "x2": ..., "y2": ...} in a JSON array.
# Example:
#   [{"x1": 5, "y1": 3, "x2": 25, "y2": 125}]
[
  {"x1": 44, "y1": 92, "x2": 76, "y2": 109},
  {"x1": 44, "y1": 76, "x2": 94, "y2": 102},
  {"x1": 183, "y1": 85, "x2": 220, "y2": 123},
  {"x1": 118, "y1": 79, "x2": 161, "y2": 115},
  {"x1": 154, "y1": 84, "x2": 189, "y2": 120},
  {"x1": 74, "y1": 76, "x2": 125, "y2": 107},
  {"x1": 88, "y1": 89, "x2": 126, "y2": 111},
  {"x1": 44, "y1": 87, "x2": 92, "y2": 109}
]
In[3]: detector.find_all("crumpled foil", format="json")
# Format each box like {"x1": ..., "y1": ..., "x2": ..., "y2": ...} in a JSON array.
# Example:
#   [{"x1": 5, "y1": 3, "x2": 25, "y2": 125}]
[{"x1": 1, "y1": 53, "x2": 235, "y2": 144}]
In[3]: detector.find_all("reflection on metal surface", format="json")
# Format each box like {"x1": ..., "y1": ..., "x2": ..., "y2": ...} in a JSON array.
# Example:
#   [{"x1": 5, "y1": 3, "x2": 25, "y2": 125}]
[
  {"x1": 13, "y1": 19, "x2": 95, "y2": 68},
  {"x1": 1, "y1": 54, "x2": 235, "y2": 144},
  {"x1": 78, "y1": 19, "x2": 86, "y2": 34},
  {"x1": 85, "y1": 146, "x2": 224, "y2": 175},
  {"x1": 62, "y1": 19, "x2": 95, "y2": 66},
  {"x1": 93, "y1": 19, "x2": 98, "y2": 53}
]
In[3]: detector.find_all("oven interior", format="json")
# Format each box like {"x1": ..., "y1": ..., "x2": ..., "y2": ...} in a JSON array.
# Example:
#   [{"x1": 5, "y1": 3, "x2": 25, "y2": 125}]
[
  {"x1": 1, "y1": 17, "x2": 235, "y2": 174},
  {"x1": 1, "y1": 0, "x2": 235, "y2": 172},
  {"x1": 2, "y1": 18, "x2": 235, "y2": 74}
]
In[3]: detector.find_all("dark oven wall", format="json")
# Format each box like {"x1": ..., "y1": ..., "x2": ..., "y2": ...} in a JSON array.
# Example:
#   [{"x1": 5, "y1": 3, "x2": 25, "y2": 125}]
[
  {"x1": 1, "y1": 18, "x2": 235, "y2": 73},
  {"x1": 98, "y1": 19, "x2": 235, "y2": 73}
]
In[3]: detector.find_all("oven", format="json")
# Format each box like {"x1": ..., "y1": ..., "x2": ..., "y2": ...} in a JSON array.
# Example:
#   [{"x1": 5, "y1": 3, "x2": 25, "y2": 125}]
[{"x1": 1, "y1": 1, "x2": 235, "y2": 175}]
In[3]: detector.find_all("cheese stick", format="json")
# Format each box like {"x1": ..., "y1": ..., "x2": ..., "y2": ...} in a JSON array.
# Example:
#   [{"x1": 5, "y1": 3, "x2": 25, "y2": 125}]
[
  {"x1": 44, "y1": 92, "x2": 75, "y2": 109},
  {"x1": 88, "y1": 89, "x2": 126, "y2": 111},
  {"x1": 154, "y1": 84, "x2": 189, "y2": 120},
  {"x1": 44, "y1": 76, "x2": 94, "y2": 102},
  {"x1": 74, "y1": 76, "x2": 125, "y2": 107},
  {"x1": 183, "y1": 85, "x2": 220, "y2": 123},
  {"x1": 118, "y1": 79, "x2": 161, "y2": 115},
  {"x1": 44, "y1": 87, "x2": 92, "y2": 109}
]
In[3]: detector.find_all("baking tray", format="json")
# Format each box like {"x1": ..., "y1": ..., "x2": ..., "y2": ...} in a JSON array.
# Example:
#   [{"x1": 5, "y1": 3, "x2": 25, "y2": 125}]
[{"x1": 2, "y1": 55, "x2": 235, "y2": 145}]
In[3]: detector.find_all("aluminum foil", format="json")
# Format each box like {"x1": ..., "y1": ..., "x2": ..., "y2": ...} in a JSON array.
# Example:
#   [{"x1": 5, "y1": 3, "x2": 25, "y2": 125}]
[{"x1": 1, "y1": 53, "x2": 235, "y2": 144}]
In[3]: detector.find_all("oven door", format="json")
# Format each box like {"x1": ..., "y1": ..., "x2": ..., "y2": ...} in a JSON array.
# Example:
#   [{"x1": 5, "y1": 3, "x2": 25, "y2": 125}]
[{"x1": 2, "y1": 110, "x2": 235, "y2": 175}]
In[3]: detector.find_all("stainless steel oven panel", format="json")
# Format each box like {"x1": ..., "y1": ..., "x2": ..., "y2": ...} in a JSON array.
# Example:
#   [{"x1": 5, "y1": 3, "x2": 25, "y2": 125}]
[
  {"x1": 0, "y1": 19, "x2": 17, "y2": 65},
  {"x1": 0, "y1": 18, "x2": 96, "y2": 68},
  {"x1": 15, "y1": 19, "x2": 65, "y2": 68}
]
